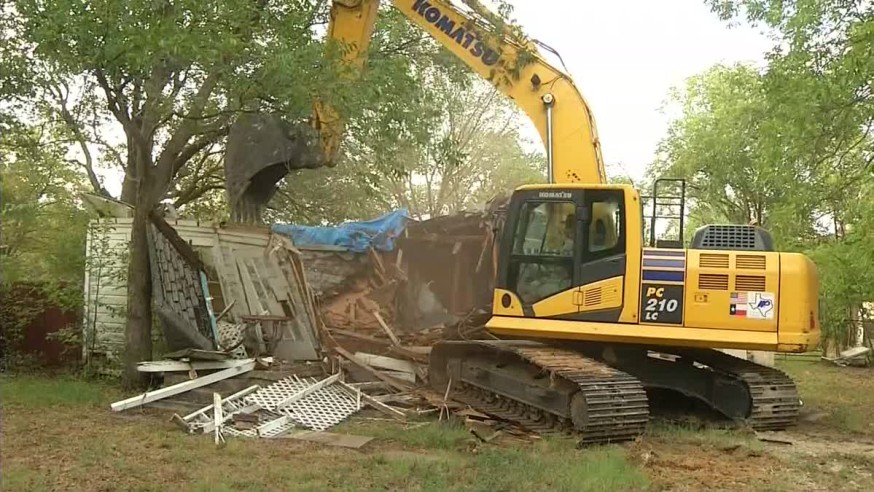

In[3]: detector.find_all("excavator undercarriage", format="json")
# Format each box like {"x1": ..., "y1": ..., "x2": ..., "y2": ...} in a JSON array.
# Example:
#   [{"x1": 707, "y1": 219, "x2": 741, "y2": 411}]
[{"x1": 429, "y1": 339, "x2": 801, "y2": 445}]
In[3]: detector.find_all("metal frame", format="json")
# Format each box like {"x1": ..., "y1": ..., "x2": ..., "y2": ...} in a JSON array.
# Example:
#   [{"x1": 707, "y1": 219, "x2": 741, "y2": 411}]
[{"x1": 645, "y1": 178, "x2": 687, "y2": 248}]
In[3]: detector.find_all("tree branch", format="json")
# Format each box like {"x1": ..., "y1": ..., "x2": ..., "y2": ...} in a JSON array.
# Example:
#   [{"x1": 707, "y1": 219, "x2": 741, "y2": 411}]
[
  {"x1": 150, "y1": 70, "x2": 223, "y2": 202},
  {"x1": 48, "y1": 83, "x2": 107, "y2": 196},
  {"x1": 94, "y1": 68, "x2": 149, "y2": 152},
  {"x1": 171, "y1": 126, "x2": 230, "y2": 177},
  {"x1": 173, "y1": 180, "x2": 224, "y2": 208}
]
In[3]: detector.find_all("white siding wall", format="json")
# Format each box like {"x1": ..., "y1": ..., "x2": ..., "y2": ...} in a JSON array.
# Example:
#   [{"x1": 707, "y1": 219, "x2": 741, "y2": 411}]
[
  {"x1": 82, "y1": 219, "x2": 133, "y2": 362},
  {"x1": 83, "y1": 218, "x2": 358, "y2": 361}
]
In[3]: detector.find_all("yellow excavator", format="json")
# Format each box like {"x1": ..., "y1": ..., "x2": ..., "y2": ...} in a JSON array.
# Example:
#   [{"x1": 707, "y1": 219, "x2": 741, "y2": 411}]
[{"x1": 308, "y1": 0, "x2": 821, "y2": 444}]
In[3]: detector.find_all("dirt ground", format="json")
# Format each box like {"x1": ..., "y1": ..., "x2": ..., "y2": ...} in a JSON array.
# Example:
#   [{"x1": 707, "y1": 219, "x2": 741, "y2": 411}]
[{"x1": 2, "y1": 359, "x2": 872, "y2": 491}]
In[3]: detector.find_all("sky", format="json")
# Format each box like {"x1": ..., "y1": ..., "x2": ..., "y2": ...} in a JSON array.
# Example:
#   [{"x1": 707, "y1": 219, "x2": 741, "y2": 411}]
[{"x1": 487, "y1": 0, "x2": 776, "y2": 182}]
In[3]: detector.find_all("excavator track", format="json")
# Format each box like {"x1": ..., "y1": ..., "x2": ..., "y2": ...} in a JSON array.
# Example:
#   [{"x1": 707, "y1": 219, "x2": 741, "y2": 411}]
[
  {"x1": 674, "y1": 348, "x2": 802, "y2": 431},
  {"x1": 429, "y1": 340, "x2": 650, "y2": 445},
  {"x1": 576, "y1": 344, "x2": 802, "y2": 432}
]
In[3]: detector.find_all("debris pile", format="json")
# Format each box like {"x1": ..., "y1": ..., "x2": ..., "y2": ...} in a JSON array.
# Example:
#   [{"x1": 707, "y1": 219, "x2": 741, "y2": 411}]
[
  {"x1": 319, "y1": 248, "x2": 411, "y2": 336},
  {"x1": 109, "y1": 206, "x2": 527, "y2": 444}
]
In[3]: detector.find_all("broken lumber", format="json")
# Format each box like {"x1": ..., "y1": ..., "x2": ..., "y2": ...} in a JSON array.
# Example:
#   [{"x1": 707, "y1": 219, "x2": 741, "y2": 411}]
[
  {"x1": 339, "y1": 381, "x2": 407, "y2": 421},
  {"x1": 372, "y1": 311, "x2": 401, "y2": 346},
  {"x1": 379, "y1": 370, "x2": 416, "y2": 383},
  {"x1": 274, "y1": 373, "x2": 342, "y2": 411},
  {"x1": 326, "y1": 328, "x2": 428, "y2": 363},
  {"x1": 372, "y1": 393, "x2": 418, "y2": 405},
  {"x1": 215, "y1": 299, "x2": 236, "y2": 323},
  {"x1": 822, "y1": 346, "x2": 871, "y2": 366},
  {"x1": 353, "y1": 352, "x2": 417, "y2": 376},
  {"x1": 368, "y1": 248, "x2": 388, "y2": 285},
  {"x1": 137, "y1": 358, "x2": 256, "y2": 373},
  {"x1": 334, "y1": 346, "x2": 412, "y2": 392},
  {"x1": 180, "y1": 385, "x2": 261, "y2": 424},
  {"x1": 345, "y1": 381, "x2": 392, "y2": 391},
  {"x1": 755, "y1": 431, "x2": 795, "y2": 445},
  {"x1": 111, "y1": 361, "x2": 256, "y2": 412},
  {"x1": 213, "y1": 392, "x2": 224, "y2": 445},
  {"x1": 328, "y1": 328, "x2": 387, "y2": 345},
  {"x1": 163, "y1": 348, "x2": 232, "y2": 361},
  {"x1": 388, "y1": 346, "x2": 430, "y2": 365},
  {"x1": 401, "y1": 346, "x2": 432, "y2": 355}
]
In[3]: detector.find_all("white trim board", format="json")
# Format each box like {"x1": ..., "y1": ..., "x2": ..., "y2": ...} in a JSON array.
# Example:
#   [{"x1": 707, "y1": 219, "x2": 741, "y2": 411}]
[{"x1": 110, "y1": 361, "x2": 256, "y2": 411}]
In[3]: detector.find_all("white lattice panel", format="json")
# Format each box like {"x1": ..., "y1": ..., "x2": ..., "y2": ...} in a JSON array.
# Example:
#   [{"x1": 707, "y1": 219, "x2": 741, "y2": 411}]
[
  {"x1": 223, "y1": 414, "x2": 298, "y2": 438},
  {"x1": 224, "y1": 426, "x2": 255, "y2": 438},
  {"x1": 258, "y1": 415, "x2": 298, "y2": 437},
  {"x1": 243, "y1": 375, "x2": 361, "y2": 431},
  {"x1": 182, "y1": 385, "x2": 261, "y2": 433},
  {"x1": 217, "y1": 322, "x2": 248, "y2": 359},
  {"x1": 278, "y1": 383, "x2": 360, "y2": 431},
  {"x1": 244, "y1": 376, "x2": 312, "y2": 410}
]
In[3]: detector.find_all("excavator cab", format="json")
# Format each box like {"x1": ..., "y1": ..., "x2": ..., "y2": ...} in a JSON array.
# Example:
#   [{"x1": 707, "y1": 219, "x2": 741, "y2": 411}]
[
  {"x1": 488, "y1": 180, "x2": 819, "y2": 355},
  {"x1": 492, "y1": 184, "x2": 637, "y2": 319}
]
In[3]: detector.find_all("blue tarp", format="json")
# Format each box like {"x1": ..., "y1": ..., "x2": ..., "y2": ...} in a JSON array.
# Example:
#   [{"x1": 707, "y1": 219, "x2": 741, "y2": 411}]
[{"x1": 271, "y1": 209, "x2": 411, "y2": 253}]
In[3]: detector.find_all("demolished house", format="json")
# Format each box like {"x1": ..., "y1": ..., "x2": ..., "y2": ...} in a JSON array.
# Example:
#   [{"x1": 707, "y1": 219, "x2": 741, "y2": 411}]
[
  {"x1": 88, "y1": 197, "x2": 509, "y2": 441},
  {"x1": 84, "y1": 212, "x2": 342, "y2": 366}
]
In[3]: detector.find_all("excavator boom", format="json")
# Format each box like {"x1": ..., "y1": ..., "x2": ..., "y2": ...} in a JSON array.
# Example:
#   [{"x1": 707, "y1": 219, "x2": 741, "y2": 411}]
[{"x1": 317, "y1": 0, "x2": 607, "y2": 184}]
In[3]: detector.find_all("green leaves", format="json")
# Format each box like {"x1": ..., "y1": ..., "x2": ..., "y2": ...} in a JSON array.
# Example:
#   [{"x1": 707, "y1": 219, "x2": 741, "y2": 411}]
[
  {"x1": 653, "y1": 64, "x2": 811, "y2": 241},
  {"x1": 0, "y1": 122, "x2": 92, "y2": 287},
  {"x1": 660, "y1": 0, "x2": 874, "y2": 348}
]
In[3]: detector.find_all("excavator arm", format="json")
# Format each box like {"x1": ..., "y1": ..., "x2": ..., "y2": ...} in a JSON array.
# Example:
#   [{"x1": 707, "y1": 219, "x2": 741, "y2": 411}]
[{"x1": 315, "y1": 0, "x2": 607, "y2": 185}]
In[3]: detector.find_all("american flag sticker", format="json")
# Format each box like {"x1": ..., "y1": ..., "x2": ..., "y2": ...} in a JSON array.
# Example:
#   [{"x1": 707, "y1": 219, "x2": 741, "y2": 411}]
[{"x1": 730, "y1": 291, "x2": 748, "y2": 317}]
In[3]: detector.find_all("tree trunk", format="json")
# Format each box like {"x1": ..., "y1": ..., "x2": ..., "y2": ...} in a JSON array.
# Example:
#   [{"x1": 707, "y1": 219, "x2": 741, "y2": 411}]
[
  {"x1": 121, "y1": 176, "x2": 138, "y2": 204},
  {"x1": 122, "y1": 202, "x2": 154, "y2": 388},
  {"x1": 122, "y1": 143, "x2": 155, "y2": 388},
  {"x1": 120, "y1": 134, "x2": 138, "y2": 204}
]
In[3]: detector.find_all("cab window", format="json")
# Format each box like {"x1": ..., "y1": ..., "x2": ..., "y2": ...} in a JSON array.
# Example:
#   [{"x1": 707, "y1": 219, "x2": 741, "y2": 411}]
[
  {"x1": 508, "y1": 201, "x2": 576, "y2": 304},
  {"x1": 586, "y1": 192, "x2": 624, "y2": 260}
]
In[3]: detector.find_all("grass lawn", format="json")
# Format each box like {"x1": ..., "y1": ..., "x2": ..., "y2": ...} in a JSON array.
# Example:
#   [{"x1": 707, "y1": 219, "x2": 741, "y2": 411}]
[
  {"x1": 2, "y1": 359, "x2": 872, "y2": 491},
  {"x1": 780, "y1": 360, "x2": 874, "y2": 436}
]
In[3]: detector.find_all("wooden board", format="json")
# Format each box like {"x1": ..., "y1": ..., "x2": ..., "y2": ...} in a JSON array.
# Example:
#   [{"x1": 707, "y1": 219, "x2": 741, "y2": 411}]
[
  {"x1": 278, "y1": 430, "x2": 373, "y2": 449},
  {"x1": 379, "y1": 369, "x2": 416, "y2": 383},
  {"x1": 372, "y1": 311, "x2": 401, "y2": 346},
  {"x1": 110, "y1": 361, "x2": 256, "y2": 411},
  {"x1": 162, "y1": 348, "x2": 231, "y2": 361},
  {"x1": 334, "y1": 347, "x2": 411, "y2": 392},
  {"x1": 353, "y1": 352, "x2": 418, "y2": 378},
  {"x1": 137, "y1": 358, "x2": 253, "y2": 372}
]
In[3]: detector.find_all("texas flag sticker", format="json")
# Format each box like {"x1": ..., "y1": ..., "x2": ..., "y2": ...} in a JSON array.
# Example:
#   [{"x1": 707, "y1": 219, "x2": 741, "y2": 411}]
[{"x1": 730, "y1": 291, "x2": 774, "y2": 320}]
